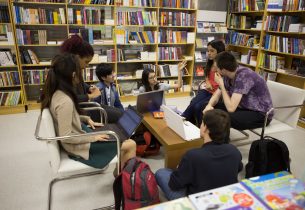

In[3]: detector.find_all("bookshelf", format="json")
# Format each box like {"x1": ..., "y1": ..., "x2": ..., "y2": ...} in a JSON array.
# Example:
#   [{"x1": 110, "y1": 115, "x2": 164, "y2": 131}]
[
  {"x1": 0, "y1": 0, "x2": 25, "y2": 114},
  {"x1": 0, "y1": 0, "x2": 197, "y2": 113},
  {"x1": 227, "y1": 0, "x2": 305, "y2": 129}
]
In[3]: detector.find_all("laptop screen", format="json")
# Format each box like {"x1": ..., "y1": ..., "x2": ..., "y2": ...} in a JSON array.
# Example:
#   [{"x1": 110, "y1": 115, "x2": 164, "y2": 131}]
[
  {"x1": 118, "y1": 108, "x2": 143, "y2": 137},
  {"x1": 136, "y1": 90, "x2": 164, "y2": 113}
]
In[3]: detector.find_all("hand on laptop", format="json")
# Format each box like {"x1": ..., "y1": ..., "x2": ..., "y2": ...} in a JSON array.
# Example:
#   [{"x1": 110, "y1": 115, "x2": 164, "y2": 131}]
[{"x1": 87, "y1": 118, "x2": 104, "y2": 129}]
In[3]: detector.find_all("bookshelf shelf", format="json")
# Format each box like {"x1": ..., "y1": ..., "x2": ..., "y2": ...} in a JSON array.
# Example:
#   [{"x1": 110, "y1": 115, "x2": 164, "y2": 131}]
[
  {"x1": 68, "y1": 3, "x2": 115, "y2": 7},
  {"x1": 117, "y1": 43, "x2": 156, "y2": 46},
  {"x1": 0, "y1": 23, "x2": 10, "y2": 25},
  {"x1": 228, "y1": 28, "x2": 262, "y2": 33},
  {"x1": 237, "y1": 61, "x2": 256, "y2": 68},
  {"x1": 231, "y1": 11, "x2": 264, "y2": 15},
  {"x1": 12, "y1": 2, "x2": 66, "y2": 6},
  {"x1": 69, "y1": 24, "x2": 115, "y2": 27},
  {"x1": 117, "y1": 78, "x2": 141, "y2": 81},
  {"x1": 0, "y1": 65, "x2": 18, "y2": 68},
  {"x1": 117, "y1": 25, "x2": 157, "y2": 27},
  {"x1": 259, "y1": 67, "x2": 305, "y2": 79},
  {"x1": 0, "y1": 85, "x2": 21, "y2": 88},
  {"x1": 24, "y1": 84, "x2": 44, "y2": 86},
  {"x1": 158, "y1": 43, "x2": 193, "y2": 45},
  {"x1": 267, "y1": 11, "x2": 305, "y2": 14},
  {"x1": 266, "y1": 31, "x2": 305, "y2": 36},
  {"x1": 19, "y1": 45, "x2": 60, "y2": 47},
  {"x1": 89, "y1": 62, "x2": 115, "y2": 65},
  {"x1": 21, "y1": 64, "x2": 51, "y2": 67},
  {"x1": 227, "y1": 44, "x2": 259, "y2": 50},
  {"x1": 159, "y1": 26, "x2": 195, "y2": 28},
  {"x1": 117, "y1": 60, "x2": 156, "y2": 63},
  {"x1": 0, "y1": 44, "x2": 14, "y2": 47},
  {"x1": 159, "y1": 7, "x2": 196, "y2": 11},
  {"x1": 16, "y1": 24, "x2": 68, "y2": 26},
  {"x1": 261, "y1": 49, "x2": 305, "y2": 58},
  {"x1": 116, "y1": 5, "x2": 158, "y2": 9},
  {"x1": 158, "y1": 59, "x2": 184, "y2": 62}
]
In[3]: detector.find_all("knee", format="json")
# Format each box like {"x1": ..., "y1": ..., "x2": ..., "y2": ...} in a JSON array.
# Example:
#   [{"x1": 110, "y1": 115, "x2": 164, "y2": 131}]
[{"x1": 121, "y1": 139, "x2": 136, "y2": 153}]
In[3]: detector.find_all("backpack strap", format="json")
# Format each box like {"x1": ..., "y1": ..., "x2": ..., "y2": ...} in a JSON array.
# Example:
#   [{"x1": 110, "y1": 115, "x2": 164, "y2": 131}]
[
  {"x1": 258, "y1": 138, "x2": 269, "y2": 175},
  {"x1": 113, "y1": 174, "x2": 123, "y2": 210}
]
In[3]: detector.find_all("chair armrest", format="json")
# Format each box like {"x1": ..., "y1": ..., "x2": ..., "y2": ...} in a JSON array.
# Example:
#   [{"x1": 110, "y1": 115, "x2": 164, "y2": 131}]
[
  {"x1": 81, "y1": 106, "x2": 108, "y2": 125},
  {"x1": 261, "y1": 102, "x2": 305, "y2": 139},
  {"x1": 79, "y1": 101, "x2": 101, "y2": 108}
]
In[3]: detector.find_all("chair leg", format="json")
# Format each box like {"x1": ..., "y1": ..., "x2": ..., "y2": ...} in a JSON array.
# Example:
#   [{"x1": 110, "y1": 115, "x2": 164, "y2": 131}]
[{"x1": 48, "y1": 169, "x2": 113, "y2": 210}]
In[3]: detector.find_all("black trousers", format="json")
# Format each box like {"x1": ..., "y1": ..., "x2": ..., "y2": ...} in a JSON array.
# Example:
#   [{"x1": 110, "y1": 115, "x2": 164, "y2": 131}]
[
  {"x1": 86, "y1": 105, "x2": 123, "y2": 124},
  {"x1": 201, "y1": 102, "x2": 271, "y2": 130}
]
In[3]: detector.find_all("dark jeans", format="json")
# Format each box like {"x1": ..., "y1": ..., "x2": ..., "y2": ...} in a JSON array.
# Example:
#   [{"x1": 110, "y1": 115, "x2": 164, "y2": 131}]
[
  {"x1": 202, "y1": 102, "x2": 271, "y2": 130},
  {"x1": 182, "y1": 89, "x2": 212, "y2": 126}
]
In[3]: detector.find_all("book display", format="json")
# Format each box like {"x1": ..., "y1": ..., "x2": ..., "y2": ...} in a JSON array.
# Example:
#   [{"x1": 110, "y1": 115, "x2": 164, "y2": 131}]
[
  {"x1": 192, "y1": 19, "x2": 226, "y2": 91},
  {"x1": 0, "y1": 0, "x2": 24, "y2": 114},
  {"x1": 0, "y1": 0, "x2": 197, "y2": 114},
  {"x1": 227, "y1": 0, "x2": 305, "y2": 129}
]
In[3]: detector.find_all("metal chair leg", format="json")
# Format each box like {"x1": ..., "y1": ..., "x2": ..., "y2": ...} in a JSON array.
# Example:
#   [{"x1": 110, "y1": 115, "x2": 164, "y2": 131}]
[
  {"x1": 230, "y1": 130, "x2": 250, "y2": 142},
  {"x1": 48, "y1": 168, "x2": 112, "y2": 210}
]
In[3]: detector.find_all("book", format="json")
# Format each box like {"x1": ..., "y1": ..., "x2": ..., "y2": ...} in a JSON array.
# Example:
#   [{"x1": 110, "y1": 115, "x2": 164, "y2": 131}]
[
  {"x1": 138, "y1": 197, "x2": 195, "y2": 210},
  {"x1": 189, "y1": 183, "x2": 269, "y2": 210},
  {"x1": 152, "y1": 111, "x2": 164, "y2": 119},
  {"x1": 242, "y1": 171, "x2": 305, "y2": 210}
]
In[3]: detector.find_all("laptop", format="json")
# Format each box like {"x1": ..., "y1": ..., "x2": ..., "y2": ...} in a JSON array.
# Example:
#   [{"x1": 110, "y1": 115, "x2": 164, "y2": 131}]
[
  {"x1": 97, "y1": 106, "x2": 143, "y2": 142},
  {"x1": 136, "y1": 90, "x2": 164, "y2": 114},
  {"x1": 162, "y1": 105, "x2": 201, "y2": 141}
]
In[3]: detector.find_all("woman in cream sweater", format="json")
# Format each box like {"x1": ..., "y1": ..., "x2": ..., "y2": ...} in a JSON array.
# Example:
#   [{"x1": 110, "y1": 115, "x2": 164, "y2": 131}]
[{"x1": 41, "y1": 53, "x2": 136, "y2": 169}]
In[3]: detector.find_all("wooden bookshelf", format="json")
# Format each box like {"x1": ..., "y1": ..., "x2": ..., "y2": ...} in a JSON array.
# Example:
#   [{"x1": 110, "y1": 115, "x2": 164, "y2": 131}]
[
  {"x1": 227, "y1": 0, "x2": 305, "y2": 128},
  {"x1": 0, "y1": 0, "x2": 198, "y2": 114}
]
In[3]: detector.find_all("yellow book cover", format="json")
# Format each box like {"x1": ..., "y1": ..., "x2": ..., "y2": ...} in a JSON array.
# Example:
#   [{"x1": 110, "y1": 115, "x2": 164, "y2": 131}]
[
  {"x1": 76, "y1": 10, "x2": 81, "y2": 25},
  {"x1": 53, "y1": 11, "x2": 59, "y2": 24}
]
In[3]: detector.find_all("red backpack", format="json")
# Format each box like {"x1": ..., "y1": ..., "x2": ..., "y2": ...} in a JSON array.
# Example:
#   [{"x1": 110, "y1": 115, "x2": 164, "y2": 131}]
[
  {"x1": 113, "y1": 157, "x2": 160, "y2": 210},
  {"x1": 134, "y1": 131, "x2": 160, "y2": 157}
]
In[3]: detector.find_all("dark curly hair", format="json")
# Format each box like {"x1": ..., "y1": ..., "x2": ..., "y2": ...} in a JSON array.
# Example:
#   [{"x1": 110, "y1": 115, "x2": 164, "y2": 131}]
[{"x1": 60, "y1": 35, "x2": 94, "y2": 58}]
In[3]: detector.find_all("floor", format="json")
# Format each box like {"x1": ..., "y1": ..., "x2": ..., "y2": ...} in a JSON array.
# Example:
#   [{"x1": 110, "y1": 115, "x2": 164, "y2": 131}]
[{"x1": 0, "y1": 96, "x2": 305, "y2": 210}]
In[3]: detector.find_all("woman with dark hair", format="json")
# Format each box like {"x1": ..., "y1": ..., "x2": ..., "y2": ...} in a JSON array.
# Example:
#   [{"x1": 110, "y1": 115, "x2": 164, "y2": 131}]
[
  {"x1": 41, "y1": 54, "x2": 136, "y2": 169},
  {"x1": 182, "y1": 40, "x2": 226, "y2": 126},
  {"x1": 139, "y1": 60, "x2": 187, "y2": 93},
  {"x1": 60, "y1": 35, "x2": 101, "y2": 102}
]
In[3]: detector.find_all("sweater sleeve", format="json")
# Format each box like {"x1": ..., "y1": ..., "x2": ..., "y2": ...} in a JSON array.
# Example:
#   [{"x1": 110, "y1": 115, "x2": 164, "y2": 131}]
[
  {"x1": 168, "y1": 153, "x2": 193, "y2": 191},
  {"x1": 55, "y1": 98, "x2": 95, "y2": 144}
]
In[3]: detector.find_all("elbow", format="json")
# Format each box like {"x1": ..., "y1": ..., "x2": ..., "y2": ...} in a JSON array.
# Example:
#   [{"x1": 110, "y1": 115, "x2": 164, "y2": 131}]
[{"x1": 227, "y1": 106, "x2": 237, "y2": 113}]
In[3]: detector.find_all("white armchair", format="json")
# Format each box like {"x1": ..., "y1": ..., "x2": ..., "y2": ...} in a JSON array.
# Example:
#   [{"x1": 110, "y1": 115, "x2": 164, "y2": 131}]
[
  {"x1": 34, "y1": 108, "x2": 120, "y2": 210},
  {"x1": 252, "y1": 80, "x2": 305, "y2": 138}
]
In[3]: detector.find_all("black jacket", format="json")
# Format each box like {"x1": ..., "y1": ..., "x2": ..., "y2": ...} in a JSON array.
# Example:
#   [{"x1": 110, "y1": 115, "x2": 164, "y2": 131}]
[{"x1": 169, "y1": 141, "x2": 243, "y2": 195}]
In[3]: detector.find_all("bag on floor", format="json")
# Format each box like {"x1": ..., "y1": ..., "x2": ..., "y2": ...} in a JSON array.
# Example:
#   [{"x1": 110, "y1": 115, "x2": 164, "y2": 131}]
[
  {"x1": 245, "y1": 136, "x2": 290, "y2": 178},
  {"x1": 113, "y1": 157, "x2": 160, "y2": 210},
  {"x1": 132, "y1": 131, "x2": 160, "y2": 157}
]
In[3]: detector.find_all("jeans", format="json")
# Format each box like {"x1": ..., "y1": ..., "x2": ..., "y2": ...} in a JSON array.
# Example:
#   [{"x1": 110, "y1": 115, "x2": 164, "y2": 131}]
[
  {"x1": 155, "y1": 168, "x2": 186, "y2": 200},
  {"x1": 182, "y1": 89, "x2": 212, "y2": 126}
]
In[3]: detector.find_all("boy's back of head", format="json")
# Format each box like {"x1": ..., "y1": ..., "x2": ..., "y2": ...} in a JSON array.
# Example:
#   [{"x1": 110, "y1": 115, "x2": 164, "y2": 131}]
[
  {"x1": 202, "y1": 109, "x2": 230, "y2": 143},
  {"x1": 95, "y1": 63, "x2": 113, "y2": 82}
]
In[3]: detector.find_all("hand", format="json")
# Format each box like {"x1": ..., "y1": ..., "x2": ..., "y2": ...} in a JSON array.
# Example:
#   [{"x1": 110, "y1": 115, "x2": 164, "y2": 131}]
[
  {"x1": 88, "y1": 87, "x2": 101, "y2": 99},
  {"x1": 203, "y1": 104, "x2": 214, "y2": 114},
  {"x1": 95, "y1": 134, "x2": 109, "y2": 141},
  {"x1": 178, "y1": 60, "x2": 187, "y2": 71},
  {"x1": 205, "y1": 80, "x2": 212, "y2": 90},
  {"x1": 214, "y1": 72, "x2": 224, "y2": 88},
  {"x1": 89, "y1": 85, "x2": 98, "y2": 93},
  {"x1": 86, "y1": 118, "x2": 103, "y2": 129}
]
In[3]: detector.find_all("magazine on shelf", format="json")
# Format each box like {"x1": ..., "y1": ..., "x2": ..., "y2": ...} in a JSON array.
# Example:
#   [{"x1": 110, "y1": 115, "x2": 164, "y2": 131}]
[
  {"x1": 189, "y1": 183, "x2": 269, "y2": 210},
  {"x1": 242, "y1": 171, "x2": 305, "y2": 210}
]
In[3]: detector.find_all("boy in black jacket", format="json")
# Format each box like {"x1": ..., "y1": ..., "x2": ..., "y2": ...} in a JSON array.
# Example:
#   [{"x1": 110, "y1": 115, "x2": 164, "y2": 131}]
[{"x1": 155, "y1": 109, "x2": 243, "y2": 200}]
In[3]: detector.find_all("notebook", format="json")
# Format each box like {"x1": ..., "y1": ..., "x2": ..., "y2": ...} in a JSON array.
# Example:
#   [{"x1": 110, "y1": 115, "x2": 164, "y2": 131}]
[
  {"x1": 136, "y1": 90, "x2": 164, "y2": 114},
  {"x1": 162, "y1": 105, "x2": 201, "y2": 141},
  {"x1": 97, "y1": 106, "x2": 143, "y2": 142}
]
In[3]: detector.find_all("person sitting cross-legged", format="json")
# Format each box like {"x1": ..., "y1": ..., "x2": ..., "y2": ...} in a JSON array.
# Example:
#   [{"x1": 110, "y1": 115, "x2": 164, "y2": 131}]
[{"x1": 155, "y1": 109, "x2": 243, "y2": 200}]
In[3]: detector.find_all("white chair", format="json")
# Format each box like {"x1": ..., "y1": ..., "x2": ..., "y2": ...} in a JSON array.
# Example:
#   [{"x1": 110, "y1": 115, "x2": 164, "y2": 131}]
[
  {"x1": 251, "y1": 80, "x2": 305, "y2": 139},
  {"x1": 34, "y1": 108, "x2": 120, "y2": 210}
]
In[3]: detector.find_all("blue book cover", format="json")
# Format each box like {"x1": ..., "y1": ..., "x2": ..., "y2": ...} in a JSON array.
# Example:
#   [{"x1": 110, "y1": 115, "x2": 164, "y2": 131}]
[{"x1": 242, "y1": 171, "x2": 305, "y2": 209}]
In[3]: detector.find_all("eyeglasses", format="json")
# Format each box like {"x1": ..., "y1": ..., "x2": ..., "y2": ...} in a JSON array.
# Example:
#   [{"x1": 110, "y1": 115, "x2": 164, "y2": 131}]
[{"x1": 148, "y1": 76, "x2": 156, "y2": 80}]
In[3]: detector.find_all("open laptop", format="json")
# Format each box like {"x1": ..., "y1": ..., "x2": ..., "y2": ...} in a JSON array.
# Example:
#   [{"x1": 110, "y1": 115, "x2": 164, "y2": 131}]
[
  {"x1": 136, "y1": 90, "x2": 164, "y2": 113},
  {"x1": 162, "y1": 105, "x2": 201, "y2": 141},
  {"x1": 98, "y1": 106, "x2": 143, "y2": 142}
]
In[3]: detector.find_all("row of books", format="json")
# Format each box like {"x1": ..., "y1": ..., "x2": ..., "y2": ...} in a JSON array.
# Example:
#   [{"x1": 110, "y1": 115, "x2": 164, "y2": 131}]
[
  {"x1": 194, "y1": 51, "x2": 207, "y2": 62},
  {"x1": 229, "y1": 0, "x2": 265, "y2": 12},
  {"x1": 265, "y1": 15, "x2": 299, "y2": 32},
  {"x1": 0, "y1": 91, "x2": 21, "y2": 106},
  {"x1": 0, "y1": 72, "x2": 20, "y2": 87},
  {"x1": 228, "y1": 15, "x2": 257, "y2": 29},
  {"x1": 0, "y1": 25, "x2": 14, "y2": 45},
  {"x1": 158, "y1": 46, "x2": 183, "y2": 60},
  {"x1": 141, "y1": 171, "x2": 305, "y2": 210},
  {"x1": 69, "y1": 0, "x2": 114, "y2": 4},
  {"x1": 267, "y1": 0, "x2": 305, "y2": 11},
  {"x1": 116, "y1": 11, "x2": 157, "y2": 26},
  {"x1": 197, "y1": 22, "x2": 228, "y2": 33},
  {"x1": 22, "y1": 70, "x2": 46, "y2": 85},
  {"x1": 115, "y1": 0, "x2": 156, "y2": 7},
  {"x1": 159, "y1": 64, "x2": 180, "y2": 77},
  {"x1": 161, "y1": 0, "x2": 196, "y2": 9},
  {"x1": 264, "y1": 34, "x2": 305, "y2": 55},
  {"x1": 239, "y1": 50, "x2": 257, "y2": 66},
  {"x1": 16, "y1": 0, "x2": 65, "y2": 2},
  {"x1": 0, "y1": 51, "x2": 15, "y2": 66},
  {"x1": 16, "y1": 29, "x2": 47, "y2": 45},
  {"x1": 70, "y1": 28, "x2": 113, "y2": 45},
  {"x1": 196, "y1": 37, "x2": 214, "y2": 48},
  {"x1": 20, "y1": 49, "x2": 40, "y2": 64},
  {"x1": 159, "y1": 11, "x2": 195, "y2": 26},
  {"x1": 0, "y1": 5, "x2": 10, "y2": 23},
  {"x1": 67, "y1": 8, "x2": 110, "y2": 25},
  {"x1": 82, "y1": 67, "x2": 99, "y2": 82},
  {"x1": 259, "y1": 70, "x2": 278, "y2": 81},
  {"x1": 226, "y1": 31, "x2": 260, "y2": 48},
  {"x1": 159, "y1": 30, "x2": 194, "y2": 43},
  {"x1": 13, "y1": 7, "x2": 66, "y2": 24},
  {"x1": 115, "y1": 29, "x2": 156, "y2": 44},
  {"x1": 259, "y1": 53, "x2": 286, "y2": 71}
]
